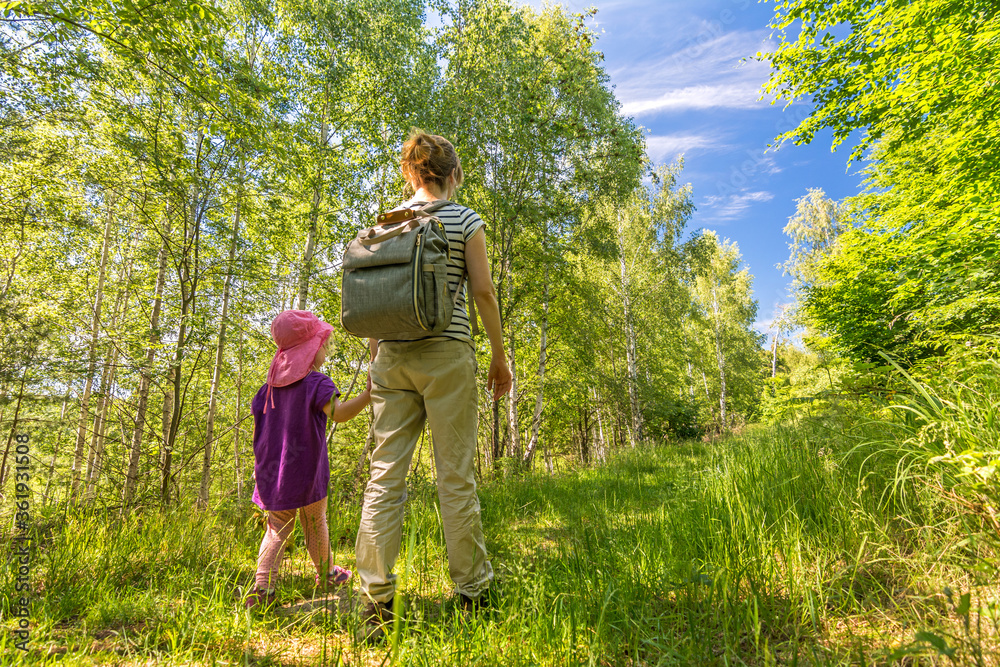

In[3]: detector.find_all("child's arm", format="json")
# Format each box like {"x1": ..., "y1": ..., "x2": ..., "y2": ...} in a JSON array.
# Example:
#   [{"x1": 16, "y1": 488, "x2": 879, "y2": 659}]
[{"x1": 322, "y1": 379, "x2": 371, "y2": 422}]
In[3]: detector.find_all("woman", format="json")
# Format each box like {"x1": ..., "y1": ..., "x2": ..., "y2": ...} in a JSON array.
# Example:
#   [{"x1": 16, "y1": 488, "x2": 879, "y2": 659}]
[{"x1": 355, "y1": 131, "x2": 512, "y2": 638}]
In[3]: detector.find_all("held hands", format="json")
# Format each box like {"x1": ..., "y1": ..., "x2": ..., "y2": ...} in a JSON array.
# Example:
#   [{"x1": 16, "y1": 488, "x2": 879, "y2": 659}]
[{"x1": 487, "y1": 355, "x2": 512, "y2": 401}]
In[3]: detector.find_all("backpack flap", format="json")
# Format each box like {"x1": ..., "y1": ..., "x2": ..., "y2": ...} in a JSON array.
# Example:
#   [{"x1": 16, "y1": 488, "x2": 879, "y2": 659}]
[{"x1": 344, "y1": 220, "x2": 420, "y2": 271}]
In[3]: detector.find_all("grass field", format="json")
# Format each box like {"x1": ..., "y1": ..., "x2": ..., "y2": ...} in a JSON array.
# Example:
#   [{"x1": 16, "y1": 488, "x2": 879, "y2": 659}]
[{"x1": 2, "y1": 415, "x2": 997, "y2": 665}]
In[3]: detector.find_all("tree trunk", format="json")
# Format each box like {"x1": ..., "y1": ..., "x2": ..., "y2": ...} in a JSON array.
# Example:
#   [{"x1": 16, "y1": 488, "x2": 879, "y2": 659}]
[
  {"x1": 84, "y1": 347, "x2": 118, "y2": 500},
  {"x1": 491, "y1": 400, "x2": 501, "y2": 471},
  {"x1": 589, "y1": 408, "x2": 600, "y2": 461},
  {"x1": 770, "y1": 330, "x2": 779, "y2": 399},
  {"x1": 683, "y1": 314, "x2": 696, "y2": 399},
  {"x1": 771, "y1": 336, "x2": 778, "y2": 378},
  {"x1": 489, "y1": 247, "x2": 509, "y2": 473},
  {"x1": 506, "y1": 318, "x2": 520, "y2": 461},
  {"x1": 123, "y1": 216, "x2": 171, "y2": 507},
  {"x1": 71, "y1": 201, "x2": 115, "y2": 499},
  {"x1": 234, "y1": 327, "x2": 245, "y2": 500},
  {"x1": 591, "y1": 387, "x2": 606, "y2": 463},
  {"x1": 297, "y1": 186, "x2": 322, "y2": 309},
  {"x1": 711, "y1": 286, "x2": 727, "y2": 427},
  {"x1": 160, "y1": 378, "x2": 174, "y2": 503},
  {"x1": 0, "y1": 366, "x2": 28, "y2": 496},
  {"x1": 608, "y1": 338, "x2": 624, "y2": 450},
  {"x1": 85, "y1": 286, "x2": 126, "y2": 499},
  {"x1": 522, "y1": 267, "x2": 549, "y2": 468},
  {"x1": 162, "y1": 273, "x2": 192, "y2": 506},
  {"x1": 296, "y1": 87, "x2": 329, "y2": 310},
  {"x1": 771, "y1": 305, "x2": 786, "y2": 381},
  {"x1": 200, "y1": 173, "x2": 243, "y2": 509},
  {"x1": 43, "y1": 391, "x2": 71, "y2": 505},
  {"x1": 770, "y1": 314, "x2": 784, "y2": 380},
  {"x1": 621, "y1": 269, "x2": 642, "y2": 446},
  {"x1": 163, "y1": 144, "x2": 204, "y2": 506},
  {"x1": 83, "y1": 345, "x2": 114, "y2": 497}
]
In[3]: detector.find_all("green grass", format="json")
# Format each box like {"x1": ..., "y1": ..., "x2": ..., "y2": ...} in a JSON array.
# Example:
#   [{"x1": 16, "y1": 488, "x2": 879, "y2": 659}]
[{"x1": 2, "y1": 416, "x2": 997, "y2": 665}]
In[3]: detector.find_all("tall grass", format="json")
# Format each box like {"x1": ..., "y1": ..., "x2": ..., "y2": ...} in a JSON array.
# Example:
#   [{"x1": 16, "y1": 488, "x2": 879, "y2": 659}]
[
  {"x1": 2, "y1": 389, "x2": 997, "y2": 664},
  {"x1": 873, "y1": 350, "x2": 1000, "y2": 543},
  {"x1": 849, "y1": 348, "x2": 1000, "y2": 665}
]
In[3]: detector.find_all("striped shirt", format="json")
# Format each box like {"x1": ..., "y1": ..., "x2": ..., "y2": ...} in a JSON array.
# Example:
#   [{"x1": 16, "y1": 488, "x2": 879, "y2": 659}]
[{"x1": 400, "y1": 199, "x2": 485, "y2": 344}]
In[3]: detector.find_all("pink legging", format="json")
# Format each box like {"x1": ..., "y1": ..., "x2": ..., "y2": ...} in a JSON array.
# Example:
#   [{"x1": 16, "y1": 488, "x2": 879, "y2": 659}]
[{"x1": 255, "y1": 496, "x2": 336, "y2": 590}]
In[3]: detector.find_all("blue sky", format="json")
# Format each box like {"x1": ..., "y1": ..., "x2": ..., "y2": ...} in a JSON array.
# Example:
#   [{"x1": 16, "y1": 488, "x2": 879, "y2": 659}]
[{"x1": 521, "y1": 0, "x2": 862, "y2": 335}]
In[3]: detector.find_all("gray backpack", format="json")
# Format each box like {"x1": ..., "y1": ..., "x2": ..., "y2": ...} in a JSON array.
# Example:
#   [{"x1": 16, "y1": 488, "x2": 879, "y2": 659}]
[{"x1": 341, "y1": 200, "x2": 465, "y2": 340}]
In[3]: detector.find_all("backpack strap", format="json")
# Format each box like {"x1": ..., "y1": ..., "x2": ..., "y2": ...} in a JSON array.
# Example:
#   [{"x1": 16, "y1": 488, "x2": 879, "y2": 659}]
[
  {"x1": 424, "y1": 201, "x2": 478, "y2": 334},
  {"x1": 375, "y1": 199, "x2": 480, "y2": 336},
  {"x1": 375, "y1": 199, "x2": 452, "y2": 225},
  {"x1": 422, "y1": 200, "x2": 481, "y2": 335},
  {"x1": 376, "y1": 208, "x2": 416, "y2": 226},
  {"x1": 417, "y1": 199, "x2": 453, "y2": 215}
]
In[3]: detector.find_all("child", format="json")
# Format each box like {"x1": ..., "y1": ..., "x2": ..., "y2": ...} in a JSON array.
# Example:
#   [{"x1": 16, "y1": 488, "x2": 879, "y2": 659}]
[{"x1": 246, "y1": 310, "x2": 371, "y2": 609}]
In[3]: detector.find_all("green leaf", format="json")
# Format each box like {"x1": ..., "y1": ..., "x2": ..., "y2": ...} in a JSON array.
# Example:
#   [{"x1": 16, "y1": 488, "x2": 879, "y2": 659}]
[{"x1": 915, "y1": 631, "x2": 955, "y2": 657}]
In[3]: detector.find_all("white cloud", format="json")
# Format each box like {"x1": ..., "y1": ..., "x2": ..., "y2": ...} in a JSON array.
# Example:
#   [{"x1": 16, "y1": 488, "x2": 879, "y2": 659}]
[
  {"x1": 756, "y1": 154, "x2": 783, "y2": 175},
  {"x1": 645, "y1": 133, "x2": 719, "y2": 162},
  {"x1": 701, "y1": 190, "x2": 774, "y2": 220},
  {"x1": 613, "y1": 30, "x2": 777, "y2": 116},
  {"x1": 622, "y1": 82, "x2": 772, "y2": 116}
]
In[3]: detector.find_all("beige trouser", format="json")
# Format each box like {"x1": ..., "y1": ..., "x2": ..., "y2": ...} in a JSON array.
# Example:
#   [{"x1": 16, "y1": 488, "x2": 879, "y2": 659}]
[{"x1": 355, "y1": 338, "x2": 493, "y2": 603}]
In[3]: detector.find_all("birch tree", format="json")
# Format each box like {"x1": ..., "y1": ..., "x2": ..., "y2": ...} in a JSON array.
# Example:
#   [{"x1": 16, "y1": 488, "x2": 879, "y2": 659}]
[
  {"x1": 435, "y1": 0, "x2": 644, "y2": 465},
  {"x1": 592, "y1": 163, "x2": 693, "y2": 444},
  {"x1": 690, "y1": 232, "x2": 763, "y2": 428}
]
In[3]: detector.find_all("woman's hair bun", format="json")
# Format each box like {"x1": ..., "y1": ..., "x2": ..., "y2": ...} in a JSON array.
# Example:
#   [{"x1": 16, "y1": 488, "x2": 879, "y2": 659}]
[{"x1": 401, "y1": 130, "x2": 464, "y2": 192}]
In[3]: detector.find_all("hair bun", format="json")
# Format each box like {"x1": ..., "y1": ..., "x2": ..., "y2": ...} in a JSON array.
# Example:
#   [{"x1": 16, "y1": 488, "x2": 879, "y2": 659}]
[{"x1": 400, "y1": 130, "x2": 464, "y2": 193}]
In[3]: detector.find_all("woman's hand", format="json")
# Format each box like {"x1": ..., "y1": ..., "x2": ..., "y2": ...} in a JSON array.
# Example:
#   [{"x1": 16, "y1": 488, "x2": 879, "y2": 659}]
[{"x1": 487, "y1": 355, "x2": 512, "y2": 401}]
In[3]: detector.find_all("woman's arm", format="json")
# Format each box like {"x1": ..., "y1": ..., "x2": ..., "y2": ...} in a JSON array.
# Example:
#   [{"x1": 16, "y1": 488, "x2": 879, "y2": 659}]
[{"x1": 465, "y1": 227, "x2": 512, "y2": 400}]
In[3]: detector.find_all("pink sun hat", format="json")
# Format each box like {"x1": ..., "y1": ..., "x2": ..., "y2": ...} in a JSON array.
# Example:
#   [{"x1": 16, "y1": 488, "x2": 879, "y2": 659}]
[{"x1": 264, "y1": 310, "x2": 334, "y2": 412}]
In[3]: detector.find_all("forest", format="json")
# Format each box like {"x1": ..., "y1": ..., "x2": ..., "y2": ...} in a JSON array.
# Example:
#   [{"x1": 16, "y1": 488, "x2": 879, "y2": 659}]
[
  {"x1": 0, "y1": 0, "x2": 763, "y2": 508},
  {"x1": 1, "y1": 0, "x2": 998, "y2": 664}
]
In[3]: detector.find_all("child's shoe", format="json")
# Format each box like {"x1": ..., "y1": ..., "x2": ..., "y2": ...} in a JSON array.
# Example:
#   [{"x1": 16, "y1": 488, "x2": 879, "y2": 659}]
[
  {"x1": 316, "y1": 565, "x2": 352, "y2": 589},
  {"x1": 244, "y1": 588, "x2": 277, "y2": 611}
]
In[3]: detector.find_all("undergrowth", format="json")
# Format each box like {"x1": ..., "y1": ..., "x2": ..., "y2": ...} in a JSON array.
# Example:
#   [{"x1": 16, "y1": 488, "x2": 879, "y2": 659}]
[{"x1": 2, "y1": 372, "x2": 998, "y2": 664}]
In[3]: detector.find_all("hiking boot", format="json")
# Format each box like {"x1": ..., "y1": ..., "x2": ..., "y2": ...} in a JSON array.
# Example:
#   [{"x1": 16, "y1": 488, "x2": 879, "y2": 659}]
[
  {"x1": 359, "y1": 598, "x2": 394, "y2": 644},
  {"x1": 458, "y1": 588, "x2": 499, "y2": 614},
  {"x1": 244, "y1": 588, "x2": 277, "y2": 611}
]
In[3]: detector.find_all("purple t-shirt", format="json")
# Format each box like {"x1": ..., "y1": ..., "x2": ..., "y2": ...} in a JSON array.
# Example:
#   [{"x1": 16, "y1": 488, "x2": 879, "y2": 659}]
[{"x1": 251, "y1": 371, "x2": 339, "y2": 511}]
